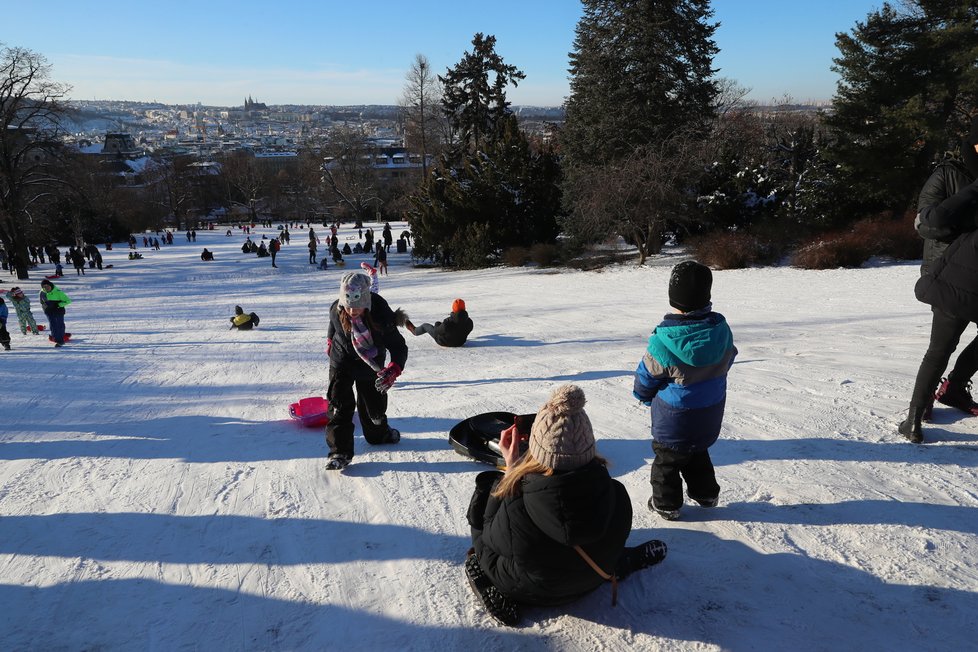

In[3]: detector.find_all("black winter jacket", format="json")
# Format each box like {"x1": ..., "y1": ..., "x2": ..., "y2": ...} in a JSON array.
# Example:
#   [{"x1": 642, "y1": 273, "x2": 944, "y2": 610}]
[
  {"x1": 915, "y1": 159, "x2": 978, "y2": 276},
  {"x1": 430, "y1": 310, "x2": 473, "y2": 347},
  {"x1": 915, "y1": 227, "x2": 978, "y2": 322},
  {"x1": 469, "y1": 460, "x2": 632, "y2": 606},
  {"x1": 326, "y1": 293, "x2": 408, "y2": 380}
]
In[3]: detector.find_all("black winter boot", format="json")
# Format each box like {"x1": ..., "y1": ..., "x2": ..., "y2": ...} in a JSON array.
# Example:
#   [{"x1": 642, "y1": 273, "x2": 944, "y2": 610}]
[
  {"x1": 615, "y1": 540, "x2": 668, "y2": 579},
  {"x1": 898, "y1": 408, "x2": 924, "y2": 444},
  {"x1": 464, "y1": 553, "x2": 520, "y2": 626}
]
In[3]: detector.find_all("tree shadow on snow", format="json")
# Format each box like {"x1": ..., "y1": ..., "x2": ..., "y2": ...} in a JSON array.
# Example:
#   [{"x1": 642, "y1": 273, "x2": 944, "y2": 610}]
[
  {"x1": 529, "y1": 527, "x2": 978, "y2": 650},
  {"x1": 718, "y1": 498, "x2": 978, "y2": 536},
  {"x1": 1, "y1": 415, "x2": 329, "y2": 464},
  {"x1": 0, "y1": 513, "x2": 469, "y2": 564},
  {"x1": 399, "y1": 369, "x2": 631, "y2": 391},
  {"x1": 714, "y1": 436, "x2": 978, "y2": 468},
  {"x1": 0, "y1": 578, "x2": 543, "y2": 650}
]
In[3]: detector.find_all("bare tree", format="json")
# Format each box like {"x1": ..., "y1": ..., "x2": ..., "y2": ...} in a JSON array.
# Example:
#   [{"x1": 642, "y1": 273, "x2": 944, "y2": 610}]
[
  {"x1": 0, "y1": 43, "x2": 69, "y2": 279},
  {"x1": 220, "y1": 151, "x2": 270, "y2": 224},
  {"x1": 321, "y1": 127, "x2": 380, "y2": 224},
  {"x1": 399, "y1": 54, "x2": 444, "y2": 177},
  {"x1": 146, "y1": 155, "x2": 197, "y2": 231},
  {"x1": 564, "y1": 133, "x2": 706, "y2": 265}
]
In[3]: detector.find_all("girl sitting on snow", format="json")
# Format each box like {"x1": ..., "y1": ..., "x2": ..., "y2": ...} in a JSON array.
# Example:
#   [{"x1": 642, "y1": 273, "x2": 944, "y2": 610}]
[{"x1": 464, "y1": 384, "x2": 666, "y2": 625}]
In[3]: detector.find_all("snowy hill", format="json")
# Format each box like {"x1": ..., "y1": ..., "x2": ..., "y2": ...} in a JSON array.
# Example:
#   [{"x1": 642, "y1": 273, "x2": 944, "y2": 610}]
[{"x1": 0, "y1": 224, "x2": 976, "y2": 651}]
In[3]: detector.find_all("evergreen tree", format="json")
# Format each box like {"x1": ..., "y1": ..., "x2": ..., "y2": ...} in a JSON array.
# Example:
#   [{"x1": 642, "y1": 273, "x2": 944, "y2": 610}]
[
  {"x1": 411, "y1": 37, "x2": 559, "y2": 268},
  {"x1": 560, "y1": 0, "x2": 720, "y2": 259},
  {"x1": 439, "y1": 33, "x2": 525, "y2": 154},
  {"x1": 824, "y1": 1, "x2": 978, "y2": 216},
  {"x1": 561, "y1": 0, "x2": 719, "y2": 165},
  {"x1": 410, "y1": 115, "x2": 561, "y2": 268}
]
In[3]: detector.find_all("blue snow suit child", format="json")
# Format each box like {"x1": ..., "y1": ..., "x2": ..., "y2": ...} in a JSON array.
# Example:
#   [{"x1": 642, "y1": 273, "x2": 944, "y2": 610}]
[{"x1": 633, "y1": 261, "x2": 736, "y2": 520}]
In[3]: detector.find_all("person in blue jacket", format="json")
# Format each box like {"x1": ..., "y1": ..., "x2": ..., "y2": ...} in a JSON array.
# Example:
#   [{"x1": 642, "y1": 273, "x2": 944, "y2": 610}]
[{"x1": 633, "y1": 261, "x2": 737, "y2": 521}]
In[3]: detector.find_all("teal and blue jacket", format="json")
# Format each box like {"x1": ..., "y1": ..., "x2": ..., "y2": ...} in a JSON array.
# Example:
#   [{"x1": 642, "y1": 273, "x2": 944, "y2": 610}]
[{"x1": 633, "y1": 308, "x2": 736, "y2": 452}]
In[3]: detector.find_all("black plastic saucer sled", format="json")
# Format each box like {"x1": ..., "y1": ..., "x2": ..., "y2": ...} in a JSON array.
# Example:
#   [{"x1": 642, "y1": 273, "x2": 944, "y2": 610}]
[{"x1": 449, "y1": 412, "x2": 534, "y2": 467}]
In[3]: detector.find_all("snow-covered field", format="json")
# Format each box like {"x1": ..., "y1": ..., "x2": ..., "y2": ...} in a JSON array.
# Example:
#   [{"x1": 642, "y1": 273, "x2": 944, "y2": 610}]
[{"x1": 1, "y1": 223, "x2": 976, "y2": 651}]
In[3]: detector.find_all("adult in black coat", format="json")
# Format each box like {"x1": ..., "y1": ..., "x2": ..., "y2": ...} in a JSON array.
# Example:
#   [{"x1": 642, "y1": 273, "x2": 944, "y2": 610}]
[
  {"x1": 324, "y1": 272, "x2": 408, "y2": 470},
  {"x1": 406, "y1": 298, "x2": 473, "y2": 347},
  {"x1": 900, "y1": 116, "x2": 978, "y2": 443},
  {"x1": 465, "y1": 385, "x2": 666, "y2": 624}
]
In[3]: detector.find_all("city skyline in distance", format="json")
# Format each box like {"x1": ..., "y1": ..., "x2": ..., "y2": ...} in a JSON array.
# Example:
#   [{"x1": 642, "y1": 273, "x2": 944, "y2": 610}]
[{"x1": 5, "y1": 0, "x2": 884, "y2": 107}]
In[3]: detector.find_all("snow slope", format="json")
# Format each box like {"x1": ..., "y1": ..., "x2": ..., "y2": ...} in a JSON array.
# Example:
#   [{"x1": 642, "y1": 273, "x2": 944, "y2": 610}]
[{"x1": 1, "y1": 224, "x2": 976, "y2": 651}]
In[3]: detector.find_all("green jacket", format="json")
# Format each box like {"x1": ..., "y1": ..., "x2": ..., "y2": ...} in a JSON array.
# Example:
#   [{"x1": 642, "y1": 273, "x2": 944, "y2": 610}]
[{"x1": 39, "y1": 286, "x2": 71, "y2": 312}]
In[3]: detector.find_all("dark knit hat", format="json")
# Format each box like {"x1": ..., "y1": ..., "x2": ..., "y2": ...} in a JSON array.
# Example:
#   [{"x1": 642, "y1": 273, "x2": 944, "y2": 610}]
[
  {"x1": 338, "y1": 272, "x2": 372, "y2": 309},
  {"x1": 669, "y1": 261, "x2": 712, "y2": 312},
  {"x1": 528, "y1": 384, "x2": 596, "y2": 471}
]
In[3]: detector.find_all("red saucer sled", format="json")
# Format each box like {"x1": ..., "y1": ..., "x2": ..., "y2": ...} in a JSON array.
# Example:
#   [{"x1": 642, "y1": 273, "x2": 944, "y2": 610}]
[
  {"x1": 289, "y1": 397, "x2": 330, "y2": 427},
  {"x1": 449, "y1": 412, "x2": 534, "y2": 467},
  {"x1": 48, "y1": 332, "x2": 71, "y2": 342}
]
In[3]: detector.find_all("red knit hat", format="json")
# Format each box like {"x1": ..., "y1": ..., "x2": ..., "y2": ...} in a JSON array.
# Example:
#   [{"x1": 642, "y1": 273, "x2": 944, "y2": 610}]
[{"x1": 452, "y1": 298, "x2": 466, "y2": 313}]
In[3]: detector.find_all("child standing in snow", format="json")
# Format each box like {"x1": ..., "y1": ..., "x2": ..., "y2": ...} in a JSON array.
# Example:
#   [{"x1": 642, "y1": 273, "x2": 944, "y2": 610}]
[
  {"x1": 633, "y1": 261, "x2": 737, "y2": 521},
  {"x1": 38, "y1": 279, "x2": 71, "y2": 347},
  {"x1": 3, "y1": 287, "x2": 39, "y2": 336},
  {"x1": 323, "y1": 272, "x2": 408, "y2": 470}
]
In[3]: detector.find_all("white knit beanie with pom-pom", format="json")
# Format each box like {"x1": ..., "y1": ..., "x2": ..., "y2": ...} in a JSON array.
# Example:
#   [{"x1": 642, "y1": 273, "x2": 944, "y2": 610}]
[{"x1": 528, "y1": 384, "x2": 596, "y2": 471}]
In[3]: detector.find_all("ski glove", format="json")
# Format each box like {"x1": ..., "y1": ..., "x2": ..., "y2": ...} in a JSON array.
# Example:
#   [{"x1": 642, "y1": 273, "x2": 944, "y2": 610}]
[
  {"x1": 326, "y1": 338, "x2": 332, "y2": 356},
  {"x1": 375, "y1": 362, "x2": 402, "y2": 394}
]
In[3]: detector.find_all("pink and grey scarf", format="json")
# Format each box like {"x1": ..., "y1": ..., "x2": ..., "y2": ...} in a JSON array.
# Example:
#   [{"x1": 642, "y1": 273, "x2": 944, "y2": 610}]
[{"x1": 350, "y1": 315, "x2": 382, "y2": 372}]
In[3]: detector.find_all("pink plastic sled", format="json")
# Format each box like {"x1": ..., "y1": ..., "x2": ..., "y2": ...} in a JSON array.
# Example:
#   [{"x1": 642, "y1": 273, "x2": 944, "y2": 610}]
[{"x1": 289, "y1": 397, "x2": 330, "y2": 427}]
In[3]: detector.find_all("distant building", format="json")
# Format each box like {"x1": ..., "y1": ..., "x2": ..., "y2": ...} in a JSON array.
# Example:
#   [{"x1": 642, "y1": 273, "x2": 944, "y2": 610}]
[
  {"x1": 101, "y1": 133, "x2": 143, "y2": 158},
  {"x1": 244, "y1": 96, "x2": 268, "y2": 113}
]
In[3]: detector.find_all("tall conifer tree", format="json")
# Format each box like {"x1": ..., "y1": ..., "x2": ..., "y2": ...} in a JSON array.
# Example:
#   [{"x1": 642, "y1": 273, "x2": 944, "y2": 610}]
[{"x1": 825, "y1": 1, "x2": 978, "y2": 215}]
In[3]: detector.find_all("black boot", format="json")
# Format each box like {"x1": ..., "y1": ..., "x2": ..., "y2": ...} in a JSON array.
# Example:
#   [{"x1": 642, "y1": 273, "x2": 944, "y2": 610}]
[{"x1": 898, "y1": 408, "x2": 924, "y2": 444}]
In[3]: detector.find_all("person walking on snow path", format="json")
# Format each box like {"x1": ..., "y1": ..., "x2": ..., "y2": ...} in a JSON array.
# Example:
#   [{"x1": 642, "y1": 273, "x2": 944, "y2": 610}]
[{"x1": 323, "y1": 272, "x2": 408, "y2": 471}]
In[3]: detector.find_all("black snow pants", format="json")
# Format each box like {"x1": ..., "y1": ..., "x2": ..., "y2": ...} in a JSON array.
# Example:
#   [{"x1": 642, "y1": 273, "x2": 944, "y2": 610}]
[
  {"x1": 650, "y1": 441, "x2": 719, "y2": 511},
  {"x1": 909, "y1": 308, "x2": 978, "y2": 409},
  {"x1": 325, "y1": 365, "x2": 394, "y2": 458}
]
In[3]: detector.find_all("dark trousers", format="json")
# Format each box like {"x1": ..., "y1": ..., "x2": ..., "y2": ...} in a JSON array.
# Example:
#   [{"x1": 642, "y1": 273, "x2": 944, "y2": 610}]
[
  {"x1": 909, "y1": 308, "x2": 978, "y2": 409},
  {"x1": 325, "y1": 366, "x2": 392, "y2": 458},
  {"x1": 46, "y1": 310, "x2": 66, "y2": 344},
  {"x1": 650, "y1": 442, "x2": 719, "y2": 511},
  {"x1": 0, "y1": 320, "x2": 10, "y2": 348}
]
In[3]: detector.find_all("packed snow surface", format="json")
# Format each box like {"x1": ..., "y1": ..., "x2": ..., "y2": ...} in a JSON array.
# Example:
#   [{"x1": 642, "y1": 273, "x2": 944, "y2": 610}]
[{"x1": 1, "y1": 223, "x2": 976, "y2": 651}]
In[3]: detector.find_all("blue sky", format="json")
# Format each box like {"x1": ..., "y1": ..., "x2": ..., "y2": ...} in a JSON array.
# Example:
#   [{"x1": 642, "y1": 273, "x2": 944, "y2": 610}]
[{"x1": 2, "y1": 0, "x2": 883, "y2": 106}]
